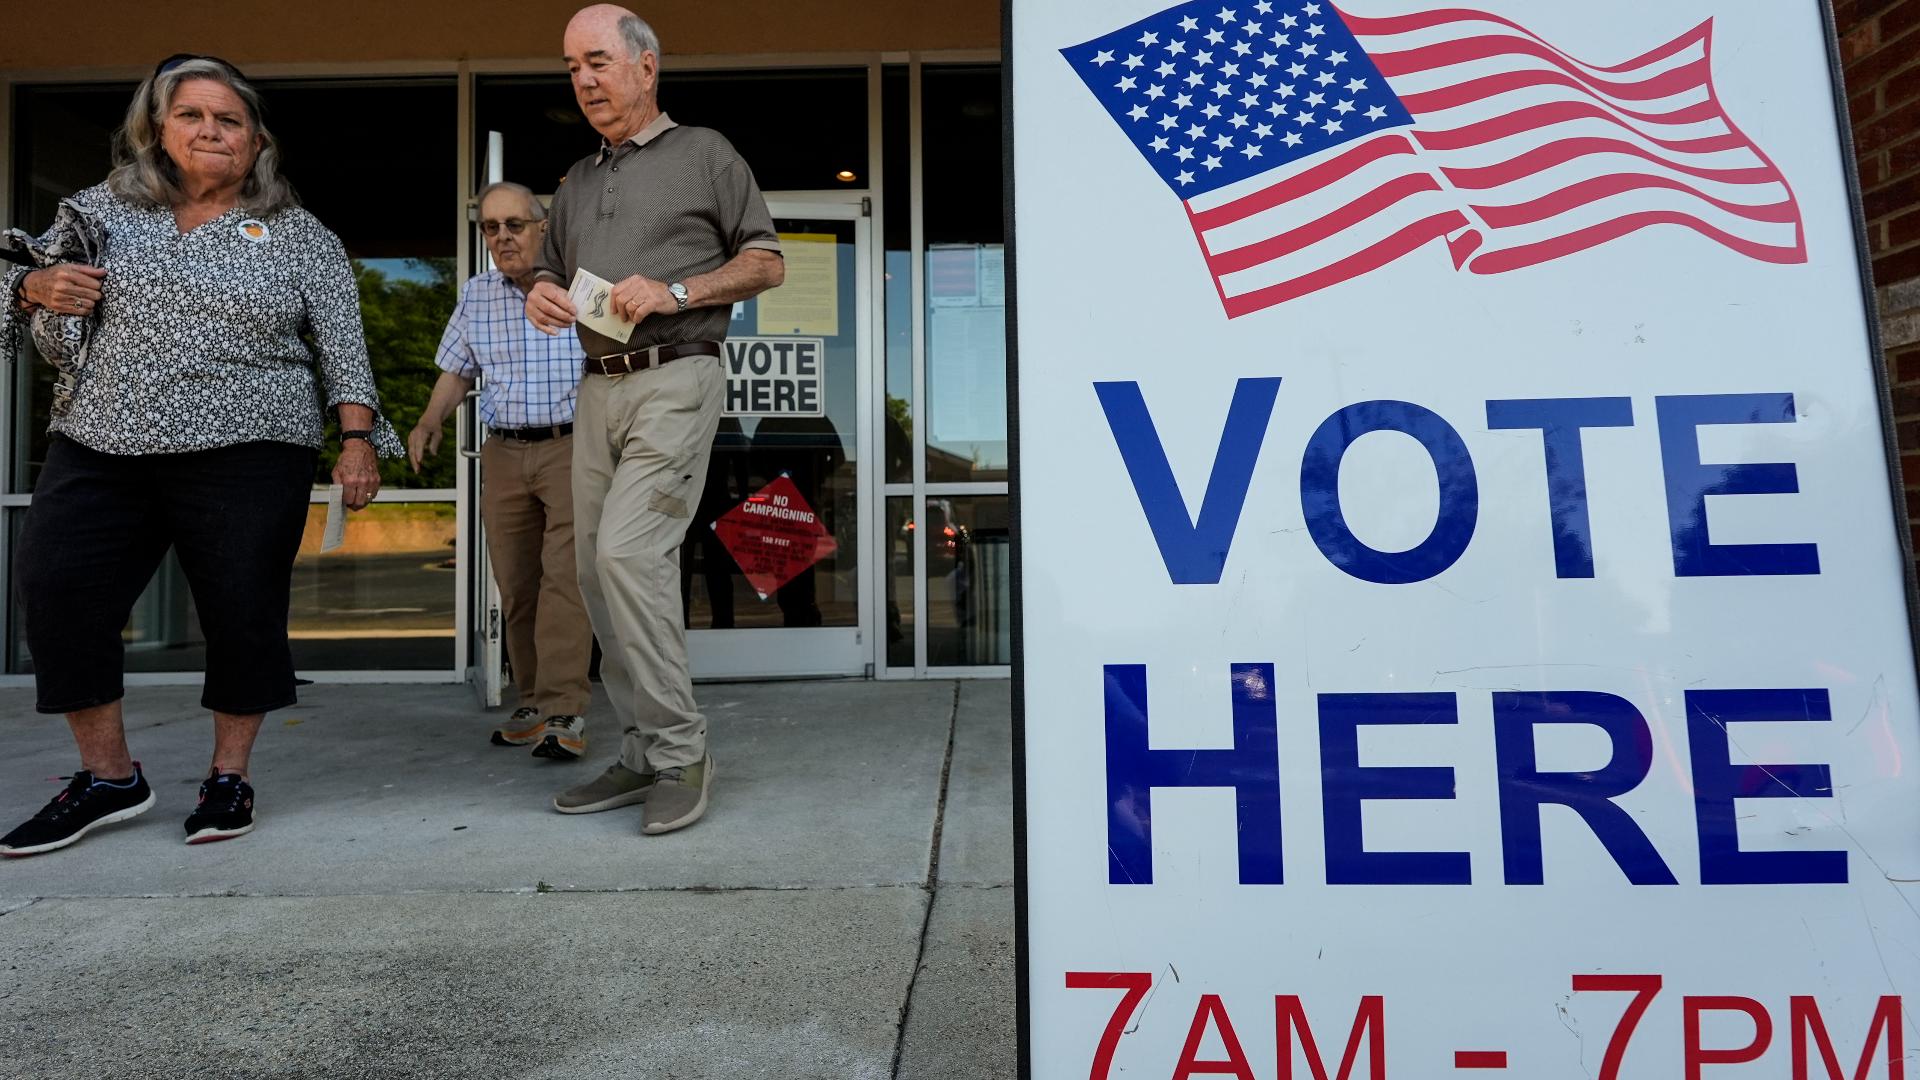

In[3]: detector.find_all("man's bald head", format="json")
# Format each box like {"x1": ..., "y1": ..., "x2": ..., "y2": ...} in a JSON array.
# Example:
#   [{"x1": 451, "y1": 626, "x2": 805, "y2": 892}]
[
  {"x1": 563, "y1": 4, "x2": 662, "y2": 143},
  {"x1": 567, "y1": 5, "x2": 659, "y2": 64},
  {"x1": 567, "y1": 3, "x2": 630, "y2": 31}
]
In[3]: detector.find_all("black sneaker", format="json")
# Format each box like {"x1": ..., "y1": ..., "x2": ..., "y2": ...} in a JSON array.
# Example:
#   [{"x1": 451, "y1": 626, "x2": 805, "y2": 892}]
[
  {"x1": 0, "y1": 766, "x2": 156, "y2": 857},
  {"x1": 184, "y1": 773, "x2": 255, "y2": 845}
]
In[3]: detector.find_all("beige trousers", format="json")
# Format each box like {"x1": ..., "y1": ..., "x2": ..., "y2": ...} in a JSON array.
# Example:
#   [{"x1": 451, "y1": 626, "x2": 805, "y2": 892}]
[
  {"x1": 572, "y1": 355, "x2": 724, "y2": 772},
  {"x1": 480, "y1": 433, "x2": 594, "y2": 718}
]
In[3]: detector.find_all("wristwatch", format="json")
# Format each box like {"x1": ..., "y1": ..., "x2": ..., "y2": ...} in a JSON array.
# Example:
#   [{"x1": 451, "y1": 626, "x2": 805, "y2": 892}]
[
  {"x1": 341, "y1": 429, "x2": 374, "y2": 446},
  {"x1": 668, "y1": 282, "x2": 689, "y2": 312},
  {"x1": 7, "y1": 269, "x2": 32, "y2": 312}
]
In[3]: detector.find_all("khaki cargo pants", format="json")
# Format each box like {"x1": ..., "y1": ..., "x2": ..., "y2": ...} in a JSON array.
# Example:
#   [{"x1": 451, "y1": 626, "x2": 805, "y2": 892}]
[{"x1": 572, "y1": 354, "x2": 725, "y2": 773}]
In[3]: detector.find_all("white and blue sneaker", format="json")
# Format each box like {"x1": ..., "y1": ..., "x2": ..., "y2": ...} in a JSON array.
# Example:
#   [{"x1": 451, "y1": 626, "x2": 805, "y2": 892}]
[{"x1": 0, "y1": 766, "x2": 156, "y2": 857}]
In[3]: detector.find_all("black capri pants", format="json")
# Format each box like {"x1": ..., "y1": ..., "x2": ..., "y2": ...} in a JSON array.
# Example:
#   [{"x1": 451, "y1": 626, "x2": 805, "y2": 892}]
[{"x1": 15, "y1": 437, "x2": 317, "y2": 715}]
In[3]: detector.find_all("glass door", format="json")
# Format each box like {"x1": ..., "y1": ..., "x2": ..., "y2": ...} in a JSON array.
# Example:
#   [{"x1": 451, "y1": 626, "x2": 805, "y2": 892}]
[{"x1": 683, "y1": 195, "x2": 874, "y2": 678}]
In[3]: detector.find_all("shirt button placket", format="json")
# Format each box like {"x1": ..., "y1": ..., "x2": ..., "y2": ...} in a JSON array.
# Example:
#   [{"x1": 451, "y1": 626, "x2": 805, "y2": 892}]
[{"x1": 606, "y1": 151, "x2": 622, "y2": 213}]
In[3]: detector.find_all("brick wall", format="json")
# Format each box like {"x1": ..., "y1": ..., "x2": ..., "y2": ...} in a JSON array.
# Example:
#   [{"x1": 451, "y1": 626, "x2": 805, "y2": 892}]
[{"x1": 1838, "y1": 0, "x2": 1920, "y2": 550}]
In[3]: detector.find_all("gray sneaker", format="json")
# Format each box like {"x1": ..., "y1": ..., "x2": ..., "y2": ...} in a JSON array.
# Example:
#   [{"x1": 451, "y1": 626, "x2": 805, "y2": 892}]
[
  {"x1": 642, "y1": 755, "x2": 714, "y2": 835},
  {"x1": 553, "y1": 762, "x2": 655, "y2": 814}
]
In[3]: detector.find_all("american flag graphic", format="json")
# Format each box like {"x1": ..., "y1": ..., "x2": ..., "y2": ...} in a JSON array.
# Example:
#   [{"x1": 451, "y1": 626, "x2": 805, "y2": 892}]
[{"x1": 1062, "y1": 2, "x2": 1806, "y2": 318}]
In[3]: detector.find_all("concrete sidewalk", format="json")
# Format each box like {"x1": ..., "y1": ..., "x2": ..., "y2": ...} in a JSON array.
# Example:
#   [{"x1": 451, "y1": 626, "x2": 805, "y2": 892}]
[{"x1": 0, "y1": 679, "x2": 1016, "y2": 1080}]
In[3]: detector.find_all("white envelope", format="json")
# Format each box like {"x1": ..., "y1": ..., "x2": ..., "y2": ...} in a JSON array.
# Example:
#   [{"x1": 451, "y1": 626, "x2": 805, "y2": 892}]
[{"x1": 568, "y1": 268, "x2": 637, "y2": 344}]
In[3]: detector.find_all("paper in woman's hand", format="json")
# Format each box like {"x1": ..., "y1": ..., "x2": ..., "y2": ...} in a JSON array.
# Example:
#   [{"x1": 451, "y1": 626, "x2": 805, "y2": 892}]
[
  {"x1": 321, "y1": 484, "x2": 346, "y2": 552},
  {"x1": 567, "y1": 268, "x2": 636, "y2": 344}
]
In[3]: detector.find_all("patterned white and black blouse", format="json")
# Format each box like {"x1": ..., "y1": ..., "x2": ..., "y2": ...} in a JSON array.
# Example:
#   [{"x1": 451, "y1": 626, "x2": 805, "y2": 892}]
[{"x1": 0, "y1": 183, "x2": 402, "y2": 458}]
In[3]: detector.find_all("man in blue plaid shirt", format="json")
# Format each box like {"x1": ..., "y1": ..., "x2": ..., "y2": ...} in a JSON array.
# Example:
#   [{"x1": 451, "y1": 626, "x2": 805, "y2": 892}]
[{"x1": 411, "y1": 181, "x2": 595, "y2": 760}]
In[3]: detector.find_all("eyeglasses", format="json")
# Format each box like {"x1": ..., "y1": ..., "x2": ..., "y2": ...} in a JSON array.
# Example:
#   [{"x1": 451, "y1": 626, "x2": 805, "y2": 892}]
[
  {"x1": 479, "y1": 219, "x2": 536, "y2": 237},
  {"x1": 153, "y1": 53, "x2": 250, "y2": 83}
]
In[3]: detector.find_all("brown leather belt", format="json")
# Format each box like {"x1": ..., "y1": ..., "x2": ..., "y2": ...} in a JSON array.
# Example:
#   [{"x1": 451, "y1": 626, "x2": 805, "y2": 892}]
[{"x1": 583, "y1": 340, "x2": 721, "y2": 377}]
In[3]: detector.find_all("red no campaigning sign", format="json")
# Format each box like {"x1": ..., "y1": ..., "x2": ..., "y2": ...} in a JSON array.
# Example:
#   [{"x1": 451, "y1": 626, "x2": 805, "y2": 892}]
[{"x1": 710, "y1": 475, "x2": 838, "y2": 600}]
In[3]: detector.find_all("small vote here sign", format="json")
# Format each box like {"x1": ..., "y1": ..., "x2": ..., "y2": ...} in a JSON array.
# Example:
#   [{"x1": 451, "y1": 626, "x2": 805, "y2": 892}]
[{"x1": 724, "y1": 336, "x2": 825, "y2": 418}]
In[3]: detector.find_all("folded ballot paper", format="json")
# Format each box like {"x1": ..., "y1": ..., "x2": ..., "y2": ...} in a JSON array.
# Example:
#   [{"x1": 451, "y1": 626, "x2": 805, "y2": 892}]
[
  {"x1": 567, "y1": 268, "x2": 637, "y2": 344},
  {"x1": 321, "y1": 484, "x2": 346, "y2": 553}
]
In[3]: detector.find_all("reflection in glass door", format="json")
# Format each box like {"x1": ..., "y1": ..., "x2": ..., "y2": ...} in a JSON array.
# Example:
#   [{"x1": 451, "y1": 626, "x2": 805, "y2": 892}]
[{"x1": 682, "y1": 197, "x2": 873, "y2": 678}]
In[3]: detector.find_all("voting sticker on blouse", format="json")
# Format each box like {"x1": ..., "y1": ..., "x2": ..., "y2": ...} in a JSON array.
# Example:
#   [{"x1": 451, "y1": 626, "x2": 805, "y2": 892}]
[
  {"x1": 237, "y1": 219, "x2": 270, "y2": 243},
  {"x1": 567, "y1": 268, "x2": 635, "y2": 344}
]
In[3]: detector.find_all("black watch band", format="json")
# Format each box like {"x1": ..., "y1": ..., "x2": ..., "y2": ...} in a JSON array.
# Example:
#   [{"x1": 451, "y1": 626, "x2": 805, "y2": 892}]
[{"x1": 341, "y1": 429, "x2": 374, "y2": 445}]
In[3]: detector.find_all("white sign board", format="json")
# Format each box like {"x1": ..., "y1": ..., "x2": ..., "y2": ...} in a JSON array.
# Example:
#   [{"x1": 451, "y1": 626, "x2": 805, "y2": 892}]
[
  {"x1": 1012, "y1": 2, "x2": 1920, "y2": 1078},
  {"x1": 723, "y1": 336, "x2": 825, "y2": 418}
]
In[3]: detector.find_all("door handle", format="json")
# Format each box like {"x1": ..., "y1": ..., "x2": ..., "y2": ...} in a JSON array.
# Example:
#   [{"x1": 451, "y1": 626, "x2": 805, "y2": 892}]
[{"x1": 458, "y1": 391, "x2": 483, "y2": 460}]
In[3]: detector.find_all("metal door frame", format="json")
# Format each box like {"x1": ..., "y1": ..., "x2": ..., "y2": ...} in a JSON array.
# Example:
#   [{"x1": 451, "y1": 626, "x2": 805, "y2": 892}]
[{"x1": 460, "y1": 128, "x2": 508, "y2": 706}]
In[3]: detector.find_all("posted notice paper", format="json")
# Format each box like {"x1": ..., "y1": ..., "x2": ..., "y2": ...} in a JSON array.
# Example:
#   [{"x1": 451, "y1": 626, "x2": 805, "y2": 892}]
[
  {"x1": 567, "y1": 268, "x2": 636, "y2": 344},
  {"x1": 756, "y1": 233, "x2": 839, "y2": 337}
]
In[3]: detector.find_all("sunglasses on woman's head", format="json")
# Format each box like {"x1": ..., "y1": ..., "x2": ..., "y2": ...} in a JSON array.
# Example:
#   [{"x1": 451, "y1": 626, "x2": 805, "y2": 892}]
[{"x1": 153, "y1": 53, "x2": 249, "y2": 83}]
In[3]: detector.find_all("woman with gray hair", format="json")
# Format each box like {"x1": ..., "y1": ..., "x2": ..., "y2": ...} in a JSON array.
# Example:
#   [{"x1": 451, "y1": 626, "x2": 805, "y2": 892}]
[{"x1": 0, "y1": 54, "x2": 403, "y2": 857}]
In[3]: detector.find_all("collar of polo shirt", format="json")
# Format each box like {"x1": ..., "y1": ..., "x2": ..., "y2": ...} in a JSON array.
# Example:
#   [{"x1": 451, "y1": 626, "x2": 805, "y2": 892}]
[{"x1": 595, "y1": 112, "x2": 680, "y2": 165}]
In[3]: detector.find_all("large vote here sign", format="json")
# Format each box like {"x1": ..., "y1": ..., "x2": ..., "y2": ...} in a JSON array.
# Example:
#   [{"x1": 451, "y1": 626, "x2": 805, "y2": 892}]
[{"x1": 1011, "y1": 1, "x2": 1920, "y2": 1078}]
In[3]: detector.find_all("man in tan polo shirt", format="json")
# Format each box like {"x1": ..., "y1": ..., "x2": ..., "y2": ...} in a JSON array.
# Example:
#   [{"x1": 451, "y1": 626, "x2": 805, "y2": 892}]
[{"x1": 526, "y1": 4, "x2": 784, "y2": 835}]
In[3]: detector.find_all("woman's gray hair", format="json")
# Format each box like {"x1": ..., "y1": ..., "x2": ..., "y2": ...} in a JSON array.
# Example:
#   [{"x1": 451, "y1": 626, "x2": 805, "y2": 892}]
[
  {"x1": 619, "y1": 14, "x2": 660, "y2": 65},
  {"x1": 106, "y1": 59, "x2": 297, "y2": 216},
  {"x1": 475, "y1": 181, "x2": 546, "y2": 221}
]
